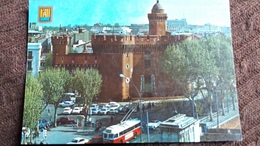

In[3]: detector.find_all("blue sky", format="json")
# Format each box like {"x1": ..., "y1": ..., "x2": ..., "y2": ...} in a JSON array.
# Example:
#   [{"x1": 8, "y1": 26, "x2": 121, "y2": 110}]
[{"x1": 29, "y1": 0, "x2": 231, "y2": 27}]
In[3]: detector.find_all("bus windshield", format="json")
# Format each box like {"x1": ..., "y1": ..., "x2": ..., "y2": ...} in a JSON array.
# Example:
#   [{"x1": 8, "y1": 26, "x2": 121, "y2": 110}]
[{"x1": 108, "y1": 134, "x2": 118, "y2": 138}]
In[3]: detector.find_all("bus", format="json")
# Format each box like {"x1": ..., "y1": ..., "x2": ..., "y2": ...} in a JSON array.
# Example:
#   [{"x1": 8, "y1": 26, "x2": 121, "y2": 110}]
[{"x1": 103, "y1": 119, "x2": 141, "y2": 143}]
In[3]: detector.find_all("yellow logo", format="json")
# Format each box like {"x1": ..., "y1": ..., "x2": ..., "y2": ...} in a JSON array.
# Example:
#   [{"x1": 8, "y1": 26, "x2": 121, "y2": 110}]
[{"x1": 38, "y1": 7, "x2": 52, "y2": 23}]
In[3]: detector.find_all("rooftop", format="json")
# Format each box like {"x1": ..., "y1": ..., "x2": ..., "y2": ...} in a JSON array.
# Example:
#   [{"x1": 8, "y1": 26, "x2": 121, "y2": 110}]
[{"x1": 159, "y1": 114, "x2": 199, "y2": 129}]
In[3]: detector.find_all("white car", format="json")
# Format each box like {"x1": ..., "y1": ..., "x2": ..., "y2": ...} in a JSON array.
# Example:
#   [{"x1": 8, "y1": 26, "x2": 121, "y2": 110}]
[
  {"x1": 59, "y1": 101, "x2": 74, "y2": 107},
  {"x1": 63, "y1": 107, "x2": 73, "y2": 114},
  {"x1": 108, "y1": 108, "x2": 118, "y2": 114},
  {"x1": 99, "y1": 108, "x2": 109, "y2": 115},
  {"x1": 91, "y1": 108, "x2": 100, "y2": 115},
  {"x1": 90, "y1": 104, "x2": 98, "y2": 110},
  {"x1": 67, "y1": 137, "x2": 89, "y2": 144},
  {"x1": 72, "y1": 107, "x2": 83, "y2": 114},
  {"x1": 147, "y1": 120, "x2": 161, "y2": 129}
]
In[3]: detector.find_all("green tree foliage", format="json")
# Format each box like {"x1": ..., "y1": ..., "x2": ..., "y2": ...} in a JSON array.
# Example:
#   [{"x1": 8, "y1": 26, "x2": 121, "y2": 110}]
[
  {"x1": 74, "y1": 68, "x2": 102, "y2": 107},
  {"x1": 39, "y1": 68, "x2": 71, "y2": 127},
  {"x1": 44, "y1": 52, "x2": 53, "y2": 69},
  {"x1": 204, "y1": 34, "x2": 236, "y2": 115},
  {"x1": 160, "y1": 35, "x2": 235, "y2": 120},
  {"x1": 73, "y1": 68, "x2": 102, "y2": 124},
  {"x1": 160, "y1": 39, "x2": 218, "y2": 118},
  {"x1": 114, "y1": 23, "x2": 120, "y2": 28},
  {"x1": 23, "y1": 74, "x2": 44, "y2": 143},
  {"x1": 161, "y1": 39, "x2": 218, "y2": 96}
]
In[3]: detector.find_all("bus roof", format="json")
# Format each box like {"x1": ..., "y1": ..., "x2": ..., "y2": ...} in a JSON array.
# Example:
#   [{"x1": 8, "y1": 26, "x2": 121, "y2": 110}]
[{"x1": 104, "y1": 119, "x2": 140, "y2": 134}]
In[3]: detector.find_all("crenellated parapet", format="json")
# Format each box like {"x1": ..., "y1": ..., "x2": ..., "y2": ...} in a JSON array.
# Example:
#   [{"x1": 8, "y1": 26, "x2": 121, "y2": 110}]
[
  {"x1": 91, "y1": 34, "x2": 193, "y2": 54},
  {"x1": 51, "y1": 35, "x2": 70, "y2": 45}
]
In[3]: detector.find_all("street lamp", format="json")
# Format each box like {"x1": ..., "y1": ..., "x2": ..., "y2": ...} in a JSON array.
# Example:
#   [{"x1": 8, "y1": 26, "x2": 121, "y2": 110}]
[{"x1": 119, "y1": 74, "x2": 143, "y2": 143}]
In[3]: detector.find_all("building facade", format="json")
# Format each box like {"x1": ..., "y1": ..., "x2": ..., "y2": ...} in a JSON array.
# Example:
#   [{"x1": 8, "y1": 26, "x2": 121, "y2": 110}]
[
  {"x1": 27, "y1": 43, "x2": 42, "y2": 77},
  {"x1": 52, "y1": 0, "x2": 193, "y2": 101}
]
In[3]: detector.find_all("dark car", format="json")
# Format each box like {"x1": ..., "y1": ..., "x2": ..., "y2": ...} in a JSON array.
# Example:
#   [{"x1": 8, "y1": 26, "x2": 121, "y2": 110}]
[
  {"x1": 86, "y1": 136, "x2": 103, "y2": 144},
  {"x1": 57, "y1": 116, "x2": 76, "y2": 125},
  {"x1": 38, "y1": 119, "x2": 52, "y2": 130}
]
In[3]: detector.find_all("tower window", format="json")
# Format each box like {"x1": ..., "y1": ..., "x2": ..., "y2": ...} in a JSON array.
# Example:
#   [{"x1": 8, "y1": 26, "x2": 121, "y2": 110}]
[{"x1": 144, "y1": 60, "x2": 151, "y2": 68}]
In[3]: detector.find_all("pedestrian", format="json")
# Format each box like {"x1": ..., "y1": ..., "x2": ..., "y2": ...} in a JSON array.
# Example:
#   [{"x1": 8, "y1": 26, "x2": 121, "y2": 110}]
[
  {"x1": 148, "y1": 102, "x2": 151, "y2": 110},
  {"x1": 142, "y1": 104, "x2": 145, "y2": 112},
  {"x1": 110, "y1": 116, "x2": 114, "y2": 124}
]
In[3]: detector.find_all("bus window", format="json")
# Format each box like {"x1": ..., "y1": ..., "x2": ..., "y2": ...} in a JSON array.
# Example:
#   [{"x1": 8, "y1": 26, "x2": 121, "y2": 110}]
[
  {"x1": 114, "y1": 134, "x2": 118, "y2": 138},
  {"x1": 103, "y1": 134, "x2": 108, "y2": 138},
  {"x1": 109, "y1": 134, "x2": 114, "y2": 138}
]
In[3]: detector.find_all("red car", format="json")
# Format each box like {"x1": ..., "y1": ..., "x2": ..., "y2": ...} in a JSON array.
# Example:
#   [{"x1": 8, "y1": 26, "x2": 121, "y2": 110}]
[
  {"x1": 86, "y1": 136, "x2": 103, "y2": 144},
  {"x1": 57, "y1": 116, "x2": 76, "y2": 125}
]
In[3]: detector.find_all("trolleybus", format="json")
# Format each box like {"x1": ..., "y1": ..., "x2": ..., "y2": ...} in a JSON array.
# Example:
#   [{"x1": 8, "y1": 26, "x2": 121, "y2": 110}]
[{"x1": 103, "y1": 118, "x2": 141, "y2": 143}]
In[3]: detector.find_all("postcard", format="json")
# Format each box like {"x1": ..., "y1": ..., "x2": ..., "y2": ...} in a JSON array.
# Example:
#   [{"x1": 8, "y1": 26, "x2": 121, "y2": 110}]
[{"x1": 22, "y1": 0, "x2": 242, "y2": 144}]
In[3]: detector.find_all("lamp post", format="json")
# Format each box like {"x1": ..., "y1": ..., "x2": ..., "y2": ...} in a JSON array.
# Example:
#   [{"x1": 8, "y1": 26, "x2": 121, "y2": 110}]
[{"x1": 119, "y1": 74, "x2": 143, "y2": 143}]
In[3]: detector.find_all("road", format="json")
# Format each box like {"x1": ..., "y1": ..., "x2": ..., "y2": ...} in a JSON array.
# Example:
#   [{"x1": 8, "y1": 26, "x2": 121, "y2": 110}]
[{"x1": 33, "y1": 99, "x2": 240, "y2": 144}]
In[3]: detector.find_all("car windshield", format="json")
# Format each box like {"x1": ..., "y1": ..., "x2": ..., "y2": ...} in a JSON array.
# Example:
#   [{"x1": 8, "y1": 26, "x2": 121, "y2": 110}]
[
  {"x1": 71, "y1": 139, "x2": 79, "y2": 142},
  {"x1": 101, "y1": 109, "x2": 106, "y2": 111},
  {"x1": 92, "y1": 109, "x2": 96, "y2": 111}
]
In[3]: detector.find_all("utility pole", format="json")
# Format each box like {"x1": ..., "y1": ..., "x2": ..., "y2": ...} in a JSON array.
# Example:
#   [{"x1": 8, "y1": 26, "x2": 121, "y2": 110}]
[{"x1": 146, "y1": 111, "x2": 150, "y2": 142}]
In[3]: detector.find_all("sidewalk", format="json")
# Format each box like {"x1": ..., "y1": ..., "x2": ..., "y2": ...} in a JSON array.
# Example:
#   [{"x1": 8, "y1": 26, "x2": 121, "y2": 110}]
[{"x1": 199, "y1": 108, "x2": 240, "y2": 128}]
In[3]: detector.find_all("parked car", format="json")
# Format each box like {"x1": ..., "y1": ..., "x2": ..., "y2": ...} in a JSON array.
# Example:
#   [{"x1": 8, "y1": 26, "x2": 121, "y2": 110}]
[
  {"x1": 63, "y1": 107, "x2": 73, "y2": 114},
  {"x1": 108, "y1": 108, "x2": 118, "y2": 114},
  {"x1": 38, "y1": 119, "x2": 52, "y2": 129},
  {"x1": 71, "y1": 107, "x2": 83, "y2": 114},
  {"x1": 98, "y1": 104, "x2": 110, "y2": 110},
  {"x1": 86, "y1": 136, "x2": 103, "y2": 144},
  {"x1": 147, "y1": 120, "x2": 161, "y2": 129},
  {"x1": 99, "y1": 108, "x2": 109, "y2": 115},
  {"x1": 110, "y1": 103, "x2": 120, "y2": 109},
  {"x1": 90, "y1": 104, "x2": 98, "y2": 110},
  {"x1": 91, "y1": 108, "x2": 100, "y2": 115},
  {"x1": 118, "y1": 105, "x2": 124, "y2": 112},
  {"x1": 59, "y1": 101, "x2": 74, "y2": 107},
  {"x1": 67, "y1": 137, "x2": 89, "y2": 144},
  {"x1": 57, "y1": 117, "x2": 76, "y2": 125}
]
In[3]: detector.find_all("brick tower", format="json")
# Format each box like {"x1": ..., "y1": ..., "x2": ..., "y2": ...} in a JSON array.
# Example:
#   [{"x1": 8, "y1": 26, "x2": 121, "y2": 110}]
[
  {"x1": 148, "y1": 0, "x2": 168, "y2": 35},
  {"x1": 51, "y1": 35, "x2": 70, "y2": 66}
]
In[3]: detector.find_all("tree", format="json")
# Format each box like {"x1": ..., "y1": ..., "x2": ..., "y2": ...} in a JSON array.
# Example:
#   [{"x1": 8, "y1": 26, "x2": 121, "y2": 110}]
[
  {"x1": 44, "y1": 52, "x2": 53, "y2": 69},
  {"x1": 204, "y1": 34, "x2": 235, "y2": 115},
  {"x1": 23, "y1": 74, "x2": 44, "y2": 143},
  {"x1": 106, "y1": 23, "x2": 112, "y2": 27},
  {"x1": 114, "y1": 23, "x2": 120, "y2": 28},
  {"x1": 73, "y1": 68, "x2": 102, "y2": 125},
  {"x1": 39, "y1": 68, "x2": 71, "y2": 127},
  {"x1": 160, "y1": 39, "x2": 218, "y2": 119}
]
